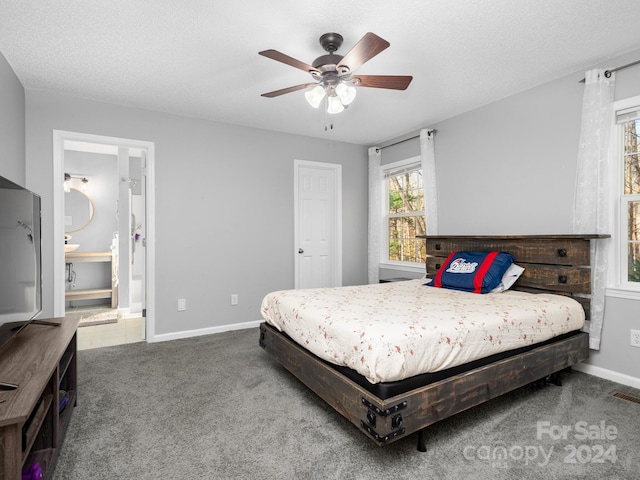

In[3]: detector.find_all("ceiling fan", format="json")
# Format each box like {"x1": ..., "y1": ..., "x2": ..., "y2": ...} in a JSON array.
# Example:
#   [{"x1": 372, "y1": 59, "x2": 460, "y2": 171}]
[{"x1": 259, "y1": 32, "x2": 413, "y2": 114}]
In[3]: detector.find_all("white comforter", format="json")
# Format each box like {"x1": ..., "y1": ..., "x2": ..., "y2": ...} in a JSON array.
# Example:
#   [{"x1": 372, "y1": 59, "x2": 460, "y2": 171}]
[{"x1": 260, "y1": 279, "x2": 584, "y2": 384}]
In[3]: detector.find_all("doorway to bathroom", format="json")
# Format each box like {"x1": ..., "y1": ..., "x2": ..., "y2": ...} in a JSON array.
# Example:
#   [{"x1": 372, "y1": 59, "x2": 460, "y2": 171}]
[{"x1": 52, "y1": 131, "x2": 156, "y2": 350}]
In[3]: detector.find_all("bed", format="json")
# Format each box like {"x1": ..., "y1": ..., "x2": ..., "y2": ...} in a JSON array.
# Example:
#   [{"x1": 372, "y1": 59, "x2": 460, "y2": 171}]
[{"x1": 258, "y1": 235, "x2": 606, "y2": 450}]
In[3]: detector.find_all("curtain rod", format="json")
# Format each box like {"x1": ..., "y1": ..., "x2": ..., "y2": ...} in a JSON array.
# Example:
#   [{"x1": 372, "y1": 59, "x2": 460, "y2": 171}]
[
  {"x1": 579, "y1": 59, "x2": 640, "y2": 83},
  {"x1": 379, "y1": 129, "x2": 436, "y2": 149},
  {"x1": 380, "y1": 135, "x2": 419, "y2": 149}
]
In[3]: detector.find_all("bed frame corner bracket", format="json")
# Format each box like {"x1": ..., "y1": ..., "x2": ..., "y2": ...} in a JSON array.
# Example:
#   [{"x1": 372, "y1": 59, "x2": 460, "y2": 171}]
[
  {"x1": 360, "y1": 421, "x2": 405, "y2": 445},
  {"x1": 361, "y1": 398, "x2": 407, "y2": 416}
]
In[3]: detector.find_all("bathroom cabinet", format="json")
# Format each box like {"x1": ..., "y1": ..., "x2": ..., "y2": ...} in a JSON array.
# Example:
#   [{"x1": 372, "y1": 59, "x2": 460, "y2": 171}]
[
  {"x1": 65, "y1": 250, "x2": 118, "y2": 308},
  {"x1": 0, "y1": 317, "x2": 79, "y2": 479}
]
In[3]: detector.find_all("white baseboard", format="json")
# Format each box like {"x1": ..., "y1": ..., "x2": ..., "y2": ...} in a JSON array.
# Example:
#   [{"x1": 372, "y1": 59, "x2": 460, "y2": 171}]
[
  {"x1": 150, "y1": 319, "x2": 262, "y2": 343},
  {"x1": 574, "y1": 362, "x2": 640, "y2": 390}
]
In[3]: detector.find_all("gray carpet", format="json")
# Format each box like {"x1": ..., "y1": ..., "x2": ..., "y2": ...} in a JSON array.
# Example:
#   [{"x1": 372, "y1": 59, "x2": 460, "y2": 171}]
[{"x1": 53, "y1": 328, "x2": 640, "y2": 480}]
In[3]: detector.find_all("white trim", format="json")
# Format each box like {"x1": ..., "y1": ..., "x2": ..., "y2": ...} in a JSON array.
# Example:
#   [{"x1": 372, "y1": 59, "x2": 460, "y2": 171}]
[
  {"x1": 144, "y1": 143, "x2": 156, "y2": 342},
  {"x1": 378, "y1": 261, "x2": 426, "y2": 274},
  {"x1": 382, "y1": 157, "x2": 421, "y2": 178},
  {"x1": 381, "y1": 155, "x2": 424, "y2": 266},
  {"x1": 293, "y1": 159, "x2": 343, "y2": 288},
  {"x1": 152, "y1": 320, "x2": 262, "y2": 343},
  {"x1": 606, "y1": 287, "x2": 640, "y2": 301},
  {"x1": 611, "y1": 96, "x2": 640, "y2": 291},
  {"x1": 52, "y1": 130, "x2": 157, "y2": 341},
  {"x1": 612, "y1": 95, "x2": 640, "y2": 115},
  {"x1": 573, "y1": 362, "x2": 640, "y2": 389},
  {"x1": 52, "y1": 133, "x2": 65, "y2": 318},
  {"x1": 382, "y1": 155, "x2": 422, "y2": 171}
]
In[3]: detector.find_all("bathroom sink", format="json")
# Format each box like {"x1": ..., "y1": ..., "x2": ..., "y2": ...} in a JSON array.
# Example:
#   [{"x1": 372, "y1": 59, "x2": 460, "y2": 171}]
[{"x1": 64, "y1": 244, "x2": 80, "y2": 253}]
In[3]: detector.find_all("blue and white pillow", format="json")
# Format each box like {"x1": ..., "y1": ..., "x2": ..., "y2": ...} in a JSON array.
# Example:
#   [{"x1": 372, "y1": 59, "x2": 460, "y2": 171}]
[{"x1": 427, "y1": 251, "x2": 515, "y2": 294}]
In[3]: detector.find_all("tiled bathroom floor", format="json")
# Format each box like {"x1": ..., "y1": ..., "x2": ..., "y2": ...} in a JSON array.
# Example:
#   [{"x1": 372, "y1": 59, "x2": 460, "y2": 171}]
[{"x1": 76, "y1": 313, "x2": 144, "y2": 350}]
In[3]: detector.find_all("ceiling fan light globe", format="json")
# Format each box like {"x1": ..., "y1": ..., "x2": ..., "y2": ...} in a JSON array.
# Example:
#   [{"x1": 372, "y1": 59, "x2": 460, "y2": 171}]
[
  {"x1": 305, "y1": 85, "x2": 326, "y2": 108},
  {"x1": 327, "y1": 95, "x2": 345, "y2": 114},
  {"x1": 335, "y1": 83, "x2": 356, "y2": 106}
]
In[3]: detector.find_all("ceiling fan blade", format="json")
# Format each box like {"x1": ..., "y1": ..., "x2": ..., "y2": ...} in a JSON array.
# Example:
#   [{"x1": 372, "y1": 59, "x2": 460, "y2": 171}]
[
  {"x1": 337, "y1": 32, "x2": 390, "y2": 73},
  {"x1": 259, "y1": 49, "x2": 319, "y2": 74},
  {"x1": 353, "y1": 75, "x2": 413, "y2": 90},
  {"x1": 261, "y1": 83, "x2": 315, "y2": 98}
]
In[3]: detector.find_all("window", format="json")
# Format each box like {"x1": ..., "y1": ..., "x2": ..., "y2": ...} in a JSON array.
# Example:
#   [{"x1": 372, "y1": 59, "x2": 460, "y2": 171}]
[
  {"x1": 613, "y1": 100, "x2": 640, "y2": 291},
  {"x1": 382, "y1": 157, "x2": 426, "y2": 266}
]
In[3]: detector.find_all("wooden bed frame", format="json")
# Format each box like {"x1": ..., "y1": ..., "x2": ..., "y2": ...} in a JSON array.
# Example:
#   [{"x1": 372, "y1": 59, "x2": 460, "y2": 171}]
[{"x1": 259, "y1": 235, "x2": 606, "y2": 450}]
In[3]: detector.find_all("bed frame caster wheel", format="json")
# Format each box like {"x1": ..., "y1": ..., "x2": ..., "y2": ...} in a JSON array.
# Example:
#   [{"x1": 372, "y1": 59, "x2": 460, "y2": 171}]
[{"x1": 417, "y1": 429, "x2": 427, "y2": 452}]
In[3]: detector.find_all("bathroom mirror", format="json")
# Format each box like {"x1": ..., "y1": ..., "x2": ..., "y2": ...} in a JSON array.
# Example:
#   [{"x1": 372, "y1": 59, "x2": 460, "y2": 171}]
[{"x1": 64, "y1": 187, "x2": 94, "y2": 233}]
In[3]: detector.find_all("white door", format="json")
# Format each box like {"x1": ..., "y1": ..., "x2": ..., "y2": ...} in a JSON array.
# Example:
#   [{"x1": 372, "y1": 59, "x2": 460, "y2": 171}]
[
  {"x1": 129, "y1": 150, "x2": 147, "y2": 339},
  {"x1": 294, "y1": 160, "x2": 342, "y2": 289}
]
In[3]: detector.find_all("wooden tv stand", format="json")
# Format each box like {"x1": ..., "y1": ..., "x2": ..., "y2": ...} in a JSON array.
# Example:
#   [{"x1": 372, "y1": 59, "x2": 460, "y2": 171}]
[{"x1": 0, "y1": 317, "x2": 79, "y2": 480}]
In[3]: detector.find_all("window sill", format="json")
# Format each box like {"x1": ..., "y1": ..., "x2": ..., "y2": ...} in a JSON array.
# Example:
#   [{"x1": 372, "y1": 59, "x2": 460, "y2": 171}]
[
  {"x1": 605, "y1": 287, "x2": 640, "y2": 301},
  {"x1": 378, "y1": 262, "x2": 426, "y2": 275}
]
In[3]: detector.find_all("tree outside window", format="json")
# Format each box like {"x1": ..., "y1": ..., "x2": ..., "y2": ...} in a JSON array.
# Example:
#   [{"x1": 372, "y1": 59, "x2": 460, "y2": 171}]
[{"x1": 386, "y1": 166, "x2": 426, "y2": 264}]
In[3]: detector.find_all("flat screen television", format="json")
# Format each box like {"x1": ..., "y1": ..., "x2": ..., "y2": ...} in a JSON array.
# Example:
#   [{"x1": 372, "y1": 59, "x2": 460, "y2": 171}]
[{"x1": 0, "y1": 175, "x2": 42, "y2": 351}]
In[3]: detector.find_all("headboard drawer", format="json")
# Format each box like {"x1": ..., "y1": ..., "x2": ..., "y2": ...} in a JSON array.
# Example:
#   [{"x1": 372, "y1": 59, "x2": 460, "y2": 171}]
[{"x1": 425, "y1": 236, "x2": 591, "y2": 266}]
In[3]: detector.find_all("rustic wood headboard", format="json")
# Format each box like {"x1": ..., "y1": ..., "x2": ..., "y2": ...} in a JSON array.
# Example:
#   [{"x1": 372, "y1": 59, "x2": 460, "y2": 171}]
[{"x1": 420, "y1": 235, "x2": 608, "y2": 320}]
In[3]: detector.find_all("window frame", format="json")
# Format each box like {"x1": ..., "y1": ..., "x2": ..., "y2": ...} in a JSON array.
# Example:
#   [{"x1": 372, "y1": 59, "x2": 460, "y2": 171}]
[
  {"x1": 608, "y1": 95, "x2": 640, "y2": 299},
  {"x1": 379, "y1": 155, "x2": 426, "y2": 273}
]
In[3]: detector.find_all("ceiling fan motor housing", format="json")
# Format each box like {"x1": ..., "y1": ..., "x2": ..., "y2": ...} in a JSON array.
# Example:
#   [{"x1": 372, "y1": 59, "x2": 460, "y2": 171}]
[
  {"x1": 319, "y1": 33, "x2": 343, "y2": 53},
  {"x1": 312, "y1": 54, "x2": 344, "y2": 71},
  {"x1": 313, "y1": 33, "x2": 348, "y2": 78}
]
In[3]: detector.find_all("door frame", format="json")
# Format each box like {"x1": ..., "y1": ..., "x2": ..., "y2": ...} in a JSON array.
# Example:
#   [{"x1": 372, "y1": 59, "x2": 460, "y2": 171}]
[
  {"x1": 293, "y1": 159, "x2": 342, "y2": 289},
  {"x1": 52, "y1": 130, "x2": 157, "y2": 341}
]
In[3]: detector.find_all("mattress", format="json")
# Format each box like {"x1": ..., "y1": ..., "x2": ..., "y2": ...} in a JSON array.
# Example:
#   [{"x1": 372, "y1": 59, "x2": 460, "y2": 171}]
[{"x1": 260, "y1": 279, "x2": 585, "y2": 384}]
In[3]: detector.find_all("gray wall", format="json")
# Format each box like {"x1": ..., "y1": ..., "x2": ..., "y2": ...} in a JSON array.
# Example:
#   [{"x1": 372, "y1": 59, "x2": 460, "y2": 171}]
[
  {"x1": 24, "y1": 91, "x2": 368, "y2": 336},
  {"x1": 380, "y1": 49, "x2": 640, "y2": 380},
  {"x1": 0, "y1": 51, "x2": 25, "y2": 184}
]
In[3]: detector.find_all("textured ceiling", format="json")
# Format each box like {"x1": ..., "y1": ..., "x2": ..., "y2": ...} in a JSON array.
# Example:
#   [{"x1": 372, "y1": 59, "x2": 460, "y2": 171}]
[{"x1": 2, "y1": 0, "x2": 640, "y2": 145}]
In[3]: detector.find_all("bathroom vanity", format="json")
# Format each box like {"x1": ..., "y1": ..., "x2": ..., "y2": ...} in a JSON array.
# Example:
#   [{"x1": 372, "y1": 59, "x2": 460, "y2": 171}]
[{"x1": 65, "y1": 250, "x2": 118, "y2": 308}]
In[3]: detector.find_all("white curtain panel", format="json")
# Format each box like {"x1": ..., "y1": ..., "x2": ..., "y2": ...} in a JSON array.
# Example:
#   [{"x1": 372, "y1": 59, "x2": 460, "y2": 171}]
[
  {"x1": 572, "y1": 68, "x2": 615, "y2": 350},
  {"x1": 368, "y1": 147, "x2": 382, "y2": 284},
  {"x1": 420, "y1": 129, "x2": 438, "y2": 240}
]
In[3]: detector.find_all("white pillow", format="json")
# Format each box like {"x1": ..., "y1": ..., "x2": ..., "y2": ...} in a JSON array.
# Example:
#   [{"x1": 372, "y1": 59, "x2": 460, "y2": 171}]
[{"x1": 490, "y1": 263, "x2": 525, "y2": 293}]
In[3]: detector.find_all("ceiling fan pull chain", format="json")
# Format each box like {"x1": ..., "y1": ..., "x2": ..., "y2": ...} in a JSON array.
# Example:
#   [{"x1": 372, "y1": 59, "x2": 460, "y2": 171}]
[{"x1": 324, "y1": 102, "x2": 333, "y2": 131}]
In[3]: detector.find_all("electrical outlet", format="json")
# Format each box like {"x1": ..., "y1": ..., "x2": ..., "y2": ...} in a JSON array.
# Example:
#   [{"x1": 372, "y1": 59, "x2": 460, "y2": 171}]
[
  {"x1": 631, "y1": 329, "x2": 640, "y2": 348},
  {"x1": 177, "y1": 298, "x2": 186, "y2": 311},
  {"x1": 231, "y1": 294, "x2": 238, "y2": 306}
]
